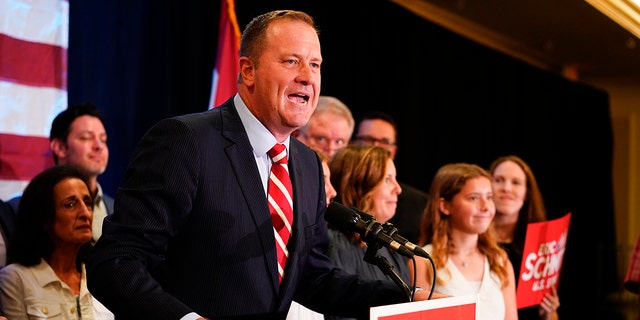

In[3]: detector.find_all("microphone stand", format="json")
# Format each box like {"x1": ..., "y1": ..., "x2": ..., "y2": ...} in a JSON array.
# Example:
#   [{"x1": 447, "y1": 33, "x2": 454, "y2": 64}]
[{"x1": 363, "y1": 241, "x2": 413, "y2": 301}]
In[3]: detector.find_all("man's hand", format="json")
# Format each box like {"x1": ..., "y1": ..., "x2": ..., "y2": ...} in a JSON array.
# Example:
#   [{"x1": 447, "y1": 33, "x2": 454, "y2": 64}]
[
  {"x1": 412, "y1": 288, "x2": 430, "y2": 301},
  {"x1": 413, "y1": 288, "x2": 451, "y2": 301}
]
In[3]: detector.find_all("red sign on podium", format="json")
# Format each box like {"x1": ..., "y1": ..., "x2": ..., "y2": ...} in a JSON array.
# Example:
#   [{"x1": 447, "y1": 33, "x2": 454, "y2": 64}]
[{"x1": 370, "y1": 295, "x2": 477, "y2": 320}]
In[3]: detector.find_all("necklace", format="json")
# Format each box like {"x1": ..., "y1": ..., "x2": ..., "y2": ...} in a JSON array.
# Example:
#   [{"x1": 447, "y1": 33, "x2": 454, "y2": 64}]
[{"x1": 449, "y1": 242, "x2": 476, "y2": 268}]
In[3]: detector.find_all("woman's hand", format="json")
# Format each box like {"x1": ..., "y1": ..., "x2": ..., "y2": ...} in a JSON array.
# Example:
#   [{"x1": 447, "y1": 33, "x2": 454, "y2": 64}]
[{"x1": 538, "y1": 285, "x2": 560, "y2": 320}]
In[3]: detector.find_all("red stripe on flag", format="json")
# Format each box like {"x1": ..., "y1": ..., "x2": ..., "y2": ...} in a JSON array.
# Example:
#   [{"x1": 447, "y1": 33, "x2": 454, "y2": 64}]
[
  {"x1": 208, "y1": 0, "x2": 241, "y2": 109},
  {"x1": 0, "y1": 133, "x2": 54, "y2": 180},
  {"x1": 0, "y1": 34, "x2": 68, "y2": 89}
]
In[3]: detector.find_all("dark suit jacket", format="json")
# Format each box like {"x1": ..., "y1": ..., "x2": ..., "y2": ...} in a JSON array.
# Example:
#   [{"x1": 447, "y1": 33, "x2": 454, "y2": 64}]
[{"x1": 86, "y1": 99, "x2": 407, "y2": 319}]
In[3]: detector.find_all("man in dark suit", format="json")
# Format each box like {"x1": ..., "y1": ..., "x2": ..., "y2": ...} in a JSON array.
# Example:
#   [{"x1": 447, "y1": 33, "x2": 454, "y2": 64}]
[
  {"x1": 86, "y1": 10, "x2": 425, "y2": 320},
  {"x1": 352, "y1": 111, "x2": 429, "y2": 245}
]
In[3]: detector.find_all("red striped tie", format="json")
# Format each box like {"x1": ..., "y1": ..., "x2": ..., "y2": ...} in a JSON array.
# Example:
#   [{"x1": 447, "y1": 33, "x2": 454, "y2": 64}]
[{"x1": 267, "y1": 143, "x2": 294, "y2": 283}]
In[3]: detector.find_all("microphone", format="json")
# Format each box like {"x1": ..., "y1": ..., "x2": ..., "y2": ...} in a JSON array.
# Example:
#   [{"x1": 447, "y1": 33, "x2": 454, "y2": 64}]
[
  {"x1": 382, "y1": 222, "x2": 431, "y2": 259},
  {"x1": 327, "y1": 202, "x2": 430, "y2": 259},
  {"x1": 325, "y1": 202, "x2": 414, "y2": 258}
]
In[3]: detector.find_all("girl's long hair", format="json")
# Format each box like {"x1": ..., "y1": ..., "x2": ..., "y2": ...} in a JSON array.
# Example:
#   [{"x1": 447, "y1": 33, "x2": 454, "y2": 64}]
[{"x1": 418, "y1": 163, "x2": 510, "y2": 288}]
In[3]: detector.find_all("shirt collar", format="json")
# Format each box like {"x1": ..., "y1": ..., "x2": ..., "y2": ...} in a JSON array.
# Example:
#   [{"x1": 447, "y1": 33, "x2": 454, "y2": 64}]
[
  {"x1": 234, "y1": 94, "x2": 290, "y2": 156},
  {"x1": 93, "y1": 183, "x2": 104, "y2": 209}
]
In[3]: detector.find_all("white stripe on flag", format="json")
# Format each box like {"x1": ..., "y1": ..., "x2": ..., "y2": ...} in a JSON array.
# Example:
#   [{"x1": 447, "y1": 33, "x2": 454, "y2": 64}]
[
  {"x1": 0, "y1": 81, "x2": 67, "y2": 137},
  {"x1": 0, "y1": 180, "x2": 28, "y2": 201},
  {"x1": 0, "y1": 0, "x2": 69, "y2": 48}
]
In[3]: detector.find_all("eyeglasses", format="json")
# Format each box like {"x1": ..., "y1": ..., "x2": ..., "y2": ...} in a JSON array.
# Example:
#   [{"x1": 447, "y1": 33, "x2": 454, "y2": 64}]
[{"x1": 354, "y1": 136, "x2": 397, "y2": 147}]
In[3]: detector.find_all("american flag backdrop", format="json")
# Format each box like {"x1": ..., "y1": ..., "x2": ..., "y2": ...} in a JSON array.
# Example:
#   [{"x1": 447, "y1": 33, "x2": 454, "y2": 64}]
[{"x1": 0, "y1": 0, "x2": 68, "y2": 201}]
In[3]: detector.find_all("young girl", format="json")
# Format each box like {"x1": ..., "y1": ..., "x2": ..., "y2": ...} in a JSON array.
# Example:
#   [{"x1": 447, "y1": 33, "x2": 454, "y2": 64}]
[{"x1": 410, "y1": 163, "x2": 518, "y2": 320}]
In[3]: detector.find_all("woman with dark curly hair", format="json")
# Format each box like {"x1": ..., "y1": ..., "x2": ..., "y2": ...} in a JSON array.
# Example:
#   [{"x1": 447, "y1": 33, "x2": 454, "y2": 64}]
[{"x1": 0, "y1": 164, "x2": 113, "y2": 319}]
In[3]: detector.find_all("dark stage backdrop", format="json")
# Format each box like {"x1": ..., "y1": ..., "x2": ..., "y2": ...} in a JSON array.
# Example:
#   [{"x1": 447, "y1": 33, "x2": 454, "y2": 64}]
[{"x1": 69, "y1": 1, "x2": 618, "y2": 318}]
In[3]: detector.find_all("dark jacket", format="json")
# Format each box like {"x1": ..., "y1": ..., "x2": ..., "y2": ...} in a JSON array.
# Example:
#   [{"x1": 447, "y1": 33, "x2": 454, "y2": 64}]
[{"x1": 86, "y1": 98, "x2": 408, "y2": 319}]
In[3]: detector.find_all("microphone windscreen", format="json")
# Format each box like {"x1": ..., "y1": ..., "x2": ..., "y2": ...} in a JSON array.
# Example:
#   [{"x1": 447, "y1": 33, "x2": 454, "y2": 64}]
[
  {"x1": 325, "y1": 202, "x2": 358, "y2": 230},
  {"x1": 352, "y1": 207, "x2": 374, "y2": 221}
]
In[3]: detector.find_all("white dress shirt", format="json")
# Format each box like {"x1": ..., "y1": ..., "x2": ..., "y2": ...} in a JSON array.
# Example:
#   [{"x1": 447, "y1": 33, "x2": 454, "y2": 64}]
[{"x1": 0, "y1": 258, "x2": 114, "y2": 319}]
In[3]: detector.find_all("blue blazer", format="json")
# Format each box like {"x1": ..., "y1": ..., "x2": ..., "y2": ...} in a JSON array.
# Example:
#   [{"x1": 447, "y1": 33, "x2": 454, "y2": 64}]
[
  {"x1": 102, "y1": 193, "x2": 114, "y2": 215},
  {"x1": 86, "y1": 99, "x2": 407, "y2": 319}
]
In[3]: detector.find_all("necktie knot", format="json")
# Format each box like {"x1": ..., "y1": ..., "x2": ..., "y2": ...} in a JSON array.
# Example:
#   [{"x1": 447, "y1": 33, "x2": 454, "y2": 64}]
[{"x1": 269, "y1": 143, "x2": 288, "y2": 165}]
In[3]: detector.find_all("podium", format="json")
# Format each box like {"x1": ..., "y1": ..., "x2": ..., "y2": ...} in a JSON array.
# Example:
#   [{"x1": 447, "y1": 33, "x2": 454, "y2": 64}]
[{"x1": 370, "y1": 295, "x2": 477, "y2": 320}]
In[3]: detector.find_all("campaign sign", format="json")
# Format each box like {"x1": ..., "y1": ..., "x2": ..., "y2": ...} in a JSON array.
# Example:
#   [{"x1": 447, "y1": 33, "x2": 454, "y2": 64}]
[
  {"x1": 516, "y1": 213, "x2": 571, "y2": 309},
  {"x1": 370, "y1": 295, "x2": 477, "y2": 320}
]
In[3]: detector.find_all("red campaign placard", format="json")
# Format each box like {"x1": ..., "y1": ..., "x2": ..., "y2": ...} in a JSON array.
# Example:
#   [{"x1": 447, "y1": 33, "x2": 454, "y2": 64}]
[{"x1": 516, "y1": 213, "x2": 571, "y2": 309}]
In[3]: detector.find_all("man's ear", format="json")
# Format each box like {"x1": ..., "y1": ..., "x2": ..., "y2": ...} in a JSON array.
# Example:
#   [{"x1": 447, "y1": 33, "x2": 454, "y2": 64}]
[
  {"x1": 239, "y1": 57, "x2": 254, "y2": 87},
  {"x1": 50, "y1": 138, "x2": 66, "y2": 159}
]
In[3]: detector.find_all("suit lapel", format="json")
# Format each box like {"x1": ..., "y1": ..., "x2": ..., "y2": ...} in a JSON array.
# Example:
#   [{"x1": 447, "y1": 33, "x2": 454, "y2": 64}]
[{"x1": 219, "y1": 103, "x2": 281, "y2": 291}]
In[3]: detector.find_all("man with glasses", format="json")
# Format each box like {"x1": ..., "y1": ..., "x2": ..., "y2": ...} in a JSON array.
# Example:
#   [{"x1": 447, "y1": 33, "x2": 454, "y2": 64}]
[
  {"x1": 352, "y1": 111, "x2": 428, "y2": 244},
  {"x1": 295, "y1": 96, "x2": 355, "y2": 158}
]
